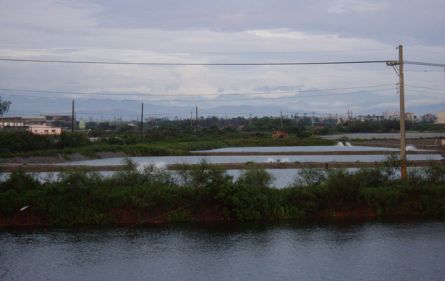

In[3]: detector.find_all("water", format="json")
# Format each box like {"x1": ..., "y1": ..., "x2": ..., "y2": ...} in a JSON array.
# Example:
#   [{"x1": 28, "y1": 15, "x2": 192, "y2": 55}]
[
  {"x1": 1, "y1": 221, "x2": 444, "y2": 281},
  {"x1": 0, "y1": 170, "x2": 300, "y2": 188},
  {"x1": 31, "y1": 145, "x2": 442, "y2": 188},
  {"x1": 62, "y1": 154, "x2": 442, "y2": 168},
  {"x1": 2, "y1": 145, "x2": 442, "y2": 188},
  {"x1": 194, "y1": 145, "x2": 397, "y2": 153},
  {"x1": 322, "y1": 132, "x2": 445, "y2": 140}
]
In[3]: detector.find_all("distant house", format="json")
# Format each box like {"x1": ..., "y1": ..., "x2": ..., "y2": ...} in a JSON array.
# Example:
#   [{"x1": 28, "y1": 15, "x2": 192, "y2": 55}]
[
  {"x1": 22, "y1": 116, "x2": 47, "y2": 125},
  {"x1": 27, "y1": 125, "x2": 62, "y2": 135},
  {"x1": 437, "y1": 112, "x2": 445, "y2": 124},
  {"x1": 405, "y1": 112, "x2": 417, "y2": 122},
  {"x1": 421, "y1": 113, "x2": 436, "y2": 123},
  {"x1": 44, "y1": 115, "x2": 73, "y2": 128},
  {"x1": 0, "y1": 117, "x2": 25, "y2": 128},
  {"x1": 272, "y1": 130, "x2": 288, "y2": 139}
]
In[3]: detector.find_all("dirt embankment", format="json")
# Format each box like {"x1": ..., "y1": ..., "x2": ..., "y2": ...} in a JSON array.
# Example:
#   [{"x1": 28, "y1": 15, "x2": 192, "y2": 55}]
[
  {"x1": 0, "y1": 152, "x2": 128, "y2": 164},
  {"x1": 351, "y1": 138, "x2": 445, "y2": 152},
  {"x1": 0, "y1": 206, "x2": 430, "y2": 229}
]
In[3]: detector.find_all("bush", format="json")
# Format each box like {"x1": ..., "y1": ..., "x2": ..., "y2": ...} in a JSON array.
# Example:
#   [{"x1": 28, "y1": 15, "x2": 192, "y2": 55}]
[
  {"x1": 213, "y1": 169, "x2": 272, "y2": 221},
  {"x1": 294, "y1": 168, "x2": 326, "y2": 186},
  {"x1": 423, "y1": 162, "x2": 445, "y2": 183},
  {"x1": 0, "y1": 163, "x2": 444, "y2": 225},
  {"x1": 188, "y1": 160, "x2": 233, "y2": 189},
  {"x1": 0, "y1": 170, "x2": 40, "y2": 191},
  {"x1": 58, "y1": 132, "x2": 90, "y2": 148},
  {"x1": 236, "y1": 169, "x2": 274, "y2": 188}
]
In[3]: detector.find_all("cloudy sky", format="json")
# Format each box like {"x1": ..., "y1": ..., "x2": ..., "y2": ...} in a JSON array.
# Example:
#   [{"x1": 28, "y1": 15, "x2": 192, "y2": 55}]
[{"x1": 0, "y1": 0, "x2": 444, "y2": 119}]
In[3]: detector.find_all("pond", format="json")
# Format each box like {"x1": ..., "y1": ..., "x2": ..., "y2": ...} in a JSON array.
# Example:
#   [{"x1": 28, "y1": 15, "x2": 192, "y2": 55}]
[
  {"x1": 61, "y1": 154, "x2": 442, "y2": 168},
  {"x1": 1, "y1": 221, "x2": 444, "y2": 281}
]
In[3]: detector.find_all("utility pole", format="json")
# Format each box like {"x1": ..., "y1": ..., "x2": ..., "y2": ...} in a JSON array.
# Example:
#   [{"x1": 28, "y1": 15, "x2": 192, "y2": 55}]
[
  {"x1": 398, "y1": 45, "x2": 407, "y2": 179},
  {"x1": 190, "y1": 111, "x2": 193, "y2": 131},
  {"x1": 312, "y1": 112, "x2": 315, "y2": 128},
  {"x1": 387, "y1": 44, "x2": 407, "y2": 179},
  {"x1": 140, "y1": 102, "x2": 144, "y2": 138},
  {"x1": 195, "y1": 106, "x2": 198, "y2": 132},
  {"x1": 71, "y1": 99, "x2": 75, "y2": 133}
]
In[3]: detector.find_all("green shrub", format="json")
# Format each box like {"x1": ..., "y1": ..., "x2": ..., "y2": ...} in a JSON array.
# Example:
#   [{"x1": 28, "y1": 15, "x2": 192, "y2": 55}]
[{"x1": 294, "y1": 168, "x2": 327, "y2": 186}]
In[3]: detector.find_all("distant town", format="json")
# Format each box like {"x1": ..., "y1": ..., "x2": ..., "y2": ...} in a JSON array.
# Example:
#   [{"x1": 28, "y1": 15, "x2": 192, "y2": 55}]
[{"x1": 1, "y1": 111, "x2": 444, "y2": 135}]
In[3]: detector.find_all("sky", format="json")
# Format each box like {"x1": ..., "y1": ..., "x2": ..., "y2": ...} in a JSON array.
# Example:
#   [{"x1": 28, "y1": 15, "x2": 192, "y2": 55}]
[{"x1": 0, "y1": 0, "x2": 444, "y2": 119}]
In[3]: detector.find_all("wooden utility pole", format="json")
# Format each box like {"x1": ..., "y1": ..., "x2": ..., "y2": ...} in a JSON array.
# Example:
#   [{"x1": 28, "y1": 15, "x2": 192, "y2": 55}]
[
  {"x1": 190, "y1": 111, "x2": 193, "y2": 131},
  {"x1": 71, "y1": 100, "x2": 75, "y2": 133},
  {"x1": 140, "y1": 102, "x2": 144, "y2": 138},
  {"x1": 312, "y1": 112, "x2": 315, "y2": 128},
  {"x1": 398, "y1": 45, "x2": 407, "y2": 178},
  {"x1": 195, "y1": 106, "x2": 198, "y2": 132},
  {"x1": 387, "y1": 45, "x2": 407, "y2": 179}
]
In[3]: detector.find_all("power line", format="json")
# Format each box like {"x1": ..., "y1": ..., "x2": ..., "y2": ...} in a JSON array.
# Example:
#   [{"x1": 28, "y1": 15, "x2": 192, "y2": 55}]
[
  {"x1": 405, "y1": 61, "x2": 445, "y2": 68},
  {"x1": 0, "y1": 57, "x2": 391, "y2": 66},
  {"x1": 406, "y1": 84, "x2": 445, "y2": 92}
]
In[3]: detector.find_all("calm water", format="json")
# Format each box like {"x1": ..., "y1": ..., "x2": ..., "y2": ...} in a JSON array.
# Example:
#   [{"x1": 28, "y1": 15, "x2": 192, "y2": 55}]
[
  {"x1": 1, "y1": 222, "x2": 445, "y2": 281},
  {"x1": 14, "y1": 145, "x2": 441, "y2": 188},
  {"x1": 193, "y1": 145, "x2": 398, "y2": 153},
  {"x1": 0, "y1": 169, "x2": 302, "y2": 188},
  {"x1": 322, "y1": 132, "x2": 445, "y2": 140},
  {"x1": 60, "y1": 145, "x2": 443, "y2": 168},
  {"x1": 62, "y1": 154, "x2": 443, "y2": 168}
]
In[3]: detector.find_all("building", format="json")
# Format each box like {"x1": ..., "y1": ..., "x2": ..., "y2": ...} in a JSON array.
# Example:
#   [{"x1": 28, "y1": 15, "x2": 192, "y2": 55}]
[
  {"x1": 357, "y1": 114, "x2": 385, "y2": 122},
  {"x1": 383, "y1": 111, "x2": 399, "y2": 120},
  {"x1": 272, "y1": 130, "x2": 288, "y2": 139},
  {"x1": 405, "y1": 112, "x2": 417, "y2": 122},
  {"x1": 0, "y1": 117, "x2": 25, "y2": 128},
  {"x1": 421, "y1": 113, "x2": 436, "y2": 123},
  {"x1": 44, "y1": 115, "x2": 73, "y2": 128},
  {"x1": 78, "y1": 119, "x2": 86, "y2": 130},
  {"x1": 437, "y1": 112, "x2": 445, "y2": 124},
  {"x1": 22, "y1": 116, "x2": 47, "y2": 125},
  {"x1": 27, "y1": 125, "x2": 62, "y2": 135}
]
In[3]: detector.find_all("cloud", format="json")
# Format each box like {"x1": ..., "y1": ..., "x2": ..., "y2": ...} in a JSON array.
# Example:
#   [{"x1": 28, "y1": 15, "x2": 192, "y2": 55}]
[
  {"x1": 0, "y1": 0, "x2": 100, "y2": 30},
  {"x1": 0, "y1": 0, "x2": 444, "y2": 117},
  {"x1": 328, "y1": 0, "x2": 388, "y2": 14}
]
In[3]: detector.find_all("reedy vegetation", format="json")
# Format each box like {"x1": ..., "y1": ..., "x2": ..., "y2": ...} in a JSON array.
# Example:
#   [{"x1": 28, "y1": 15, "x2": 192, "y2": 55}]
[{"x1": 1, "y1": 159, "x2": 445, "y2": 226}]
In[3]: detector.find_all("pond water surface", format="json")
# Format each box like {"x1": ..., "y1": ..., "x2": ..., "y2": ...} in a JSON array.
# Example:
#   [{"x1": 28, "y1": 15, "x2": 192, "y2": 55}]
[{"x1": 1, "y1": 221, "x2": 444, "y2": 281}]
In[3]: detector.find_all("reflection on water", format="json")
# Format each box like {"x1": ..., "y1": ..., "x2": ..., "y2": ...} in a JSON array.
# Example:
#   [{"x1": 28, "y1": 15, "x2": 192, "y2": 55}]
[
  {"x1": 1, "y1": 221, "x2": 445, "y2": 281},
  {"x1": 193, "y1": 145, "x2": 397, "y2": 153},
  {"x1": 62, "y1": 154, "x2": 442, "y2": 167},
  {"x1": 322, "y1": 132, "x2": 445, "y2": 140},
  {"x1": 0, "y1": 169, "x2": 303, "y2": 188},
  {"x1": 2, "y1": 146, "x2": 442, "y2": 188}
]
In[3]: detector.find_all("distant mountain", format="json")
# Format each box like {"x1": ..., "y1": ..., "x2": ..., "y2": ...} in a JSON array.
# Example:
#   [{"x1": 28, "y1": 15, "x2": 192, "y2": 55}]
[{"x1": 2, "y1": 94, "x2": 443, "y2": 120}]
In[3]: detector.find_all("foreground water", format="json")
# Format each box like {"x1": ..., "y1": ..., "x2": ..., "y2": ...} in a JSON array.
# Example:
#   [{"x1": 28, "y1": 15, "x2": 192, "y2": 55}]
[{"x1": 1, "y1": 221, "x2": 444, "y2": 281}]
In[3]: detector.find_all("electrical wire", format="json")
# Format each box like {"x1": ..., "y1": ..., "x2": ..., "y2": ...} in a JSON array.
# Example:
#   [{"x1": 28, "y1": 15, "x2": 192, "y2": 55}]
[{"x1": 0, "y1": 57, "x2": 392, "y2": 66}]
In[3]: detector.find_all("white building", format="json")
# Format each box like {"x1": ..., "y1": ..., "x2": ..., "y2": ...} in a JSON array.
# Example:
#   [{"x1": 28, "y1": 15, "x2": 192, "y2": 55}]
[
  {"x1": 437, "y1": 112, "x2": 445, "y2": 124},
  {"x1": 0, "y1": 117, "x2": 25, "y2": 128},
  {"x1": 27, "y1": 125, "x2": 62, "y2": 135}
]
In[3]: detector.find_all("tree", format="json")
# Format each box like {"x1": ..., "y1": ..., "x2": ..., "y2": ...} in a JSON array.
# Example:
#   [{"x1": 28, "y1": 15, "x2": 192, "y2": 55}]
[{"x1": 0, "y1": 98, "x2": 11, "y2": 116}]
